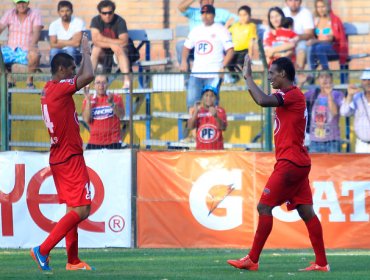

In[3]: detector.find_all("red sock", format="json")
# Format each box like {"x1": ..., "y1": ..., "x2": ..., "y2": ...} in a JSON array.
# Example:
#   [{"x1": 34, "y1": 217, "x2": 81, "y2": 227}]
[
  {"x1": 40, "y1": 211, "x2": 81, "y2": 256},
  {"x1": 304, "y1": 215, "x2": 328, "y2": 266},
  {"x1": 248, "y1": 215, "x2": 273, "y2": 263},
  {"x1": 66, "y1": 225, "x2": 81, "y2": 265}
]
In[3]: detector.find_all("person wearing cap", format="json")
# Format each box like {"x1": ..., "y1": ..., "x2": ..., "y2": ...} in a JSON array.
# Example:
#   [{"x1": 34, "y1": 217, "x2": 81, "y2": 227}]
[
  {"x1": 176, "y1": 0, "x2": 238, "y2": 68},
  {"x1": 187, "y1": 85, "x2": 227, "y2": 150},
  {"x1": 340, "y1": 69, "x2": 370, "y2": 153},
  {"x1": 0, "y1": 0, "x2": 43, "y2": 88},
  {"x1": 180, "y1": 4, "x2": 234, "y2": 112}
]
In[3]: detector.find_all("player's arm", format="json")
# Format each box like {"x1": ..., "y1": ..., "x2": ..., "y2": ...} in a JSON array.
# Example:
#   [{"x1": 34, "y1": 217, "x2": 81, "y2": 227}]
[
  {"x1": 76, "y1": 33, "x2": 94, "y2": 91},
  {"x1": 243, "y1": 55, "x2": 280, "y2": 107}
]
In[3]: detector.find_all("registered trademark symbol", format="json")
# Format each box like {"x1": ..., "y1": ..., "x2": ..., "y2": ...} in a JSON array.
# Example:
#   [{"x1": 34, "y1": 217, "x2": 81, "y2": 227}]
[{"x1": 108, "y1": 215, "x2": 125, "y2": 232}]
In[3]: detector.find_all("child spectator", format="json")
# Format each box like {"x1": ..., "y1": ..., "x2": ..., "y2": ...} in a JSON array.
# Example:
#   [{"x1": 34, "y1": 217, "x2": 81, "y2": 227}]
[
  {"x1": 187, "y1": 85, "x2": 227, "y2": 150},
  {"x1": 227, "y1": 5, "x2": 257, "y2": 82},
  {"x1": 305, "y1": 71, "x2": 344, "y2": 152},
  {"x1": 263, "y1": 7, "x2": 298, "y2": 66}
]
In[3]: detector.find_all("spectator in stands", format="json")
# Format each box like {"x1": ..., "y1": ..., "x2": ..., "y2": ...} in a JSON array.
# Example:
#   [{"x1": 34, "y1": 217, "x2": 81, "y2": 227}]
[
  {"x1": 307, "y1": 0, "x2": 348, "y2": 71},
  {"x1": 227, "y1": 5, "x2": 257, "y2": 83},
  {"x1": 283, "y1": 0, "x2": 314, "y2": 71},
  {"x1": 263, "y1": 7, "x2": 298, "y2": 66},
  {"x1": 48, "y1": 1, "x2": 85, "y2": 65},
  {"x1": 305, "y1": 71, "x2": 344, "y2": 152},
  {"x1": 340, "y1": 69, "x2": 370, "y2": 153},
  {"x1": 188, "y1": 85, "x2": 227, "y2": 150},
  {"x1": 177, "y1": 0, "x2": 238, "y2": 70},
  {"x1": 82, "y1": 75, "x2": 125, "y2": 149},
  {"x1": 0, "y1": 0, "x2": 43, "y2": 88},
  {"x1": 90, "y1": 0, "x2": 130, "y2": 89},
  {"x1": 180, "y1": 4, "x2": 234, "y2": 111}
]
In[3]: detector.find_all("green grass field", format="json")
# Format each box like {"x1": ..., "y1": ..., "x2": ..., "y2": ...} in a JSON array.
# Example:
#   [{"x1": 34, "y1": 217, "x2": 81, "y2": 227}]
[{"x1": 0, "y1": 248, "x2": 369, "y2": 279}]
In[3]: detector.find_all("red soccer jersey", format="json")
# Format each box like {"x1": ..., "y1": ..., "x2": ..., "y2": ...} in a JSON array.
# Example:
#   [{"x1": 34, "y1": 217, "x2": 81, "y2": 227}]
[
  {"x1": 264, "y1": 28, "x2": 298, "y2": 63},
  {"x1": 82, "y1": 94, "x2": 124, "y2": 145},
  {"x1": 195, "y1": 106, "x2": 227, "y2": 150},
  {"x1": 273, "y1": 86, "x2": 311, "y2": 166},
  {"x1": 41, "y1": 77, "x2": 83, "y2": 164}
]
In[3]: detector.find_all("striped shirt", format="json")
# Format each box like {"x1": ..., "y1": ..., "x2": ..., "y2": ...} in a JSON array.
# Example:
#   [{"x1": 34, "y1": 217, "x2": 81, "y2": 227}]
[
  {"x1": 0, "y1": 8, "x2": 43, "y2": 50},
  {"x1": 340, "y1": 92, "x2": 370, "y2": 142}
]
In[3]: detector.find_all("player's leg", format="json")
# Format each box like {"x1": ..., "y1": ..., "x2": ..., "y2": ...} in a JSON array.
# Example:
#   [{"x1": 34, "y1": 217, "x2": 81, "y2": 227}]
[
  {"x1": 297, "y1": 204, "x2": 329, "y2": 271},
  {"x1": 227, "y1": 203, "x2": 273, "y2": 271}
]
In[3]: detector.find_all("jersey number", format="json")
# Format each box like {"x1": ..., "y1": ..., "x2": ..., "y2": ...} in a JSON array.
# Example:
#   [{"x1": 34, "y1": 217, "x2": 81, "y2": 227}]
[{"x1": 41, "y1": 104, "x2": 54, "y2": 133}]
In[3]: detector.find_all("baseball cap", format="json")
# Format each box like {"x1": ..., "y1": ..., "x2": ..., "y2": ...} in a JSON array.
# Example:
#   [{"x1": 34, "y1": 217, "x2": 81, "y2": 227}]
[
  {"x1": 13, "y1": 0, "x2": 29, "y2": 3},
  {"x1": 201, "y1": 4, "x2": 215, "y2": 15},
  {"x1": 201, "y1": 85, "x2": 219, "y2": 98},
  {"x1": 360, "y1": 68, "x2": 370, "y2": 80}
]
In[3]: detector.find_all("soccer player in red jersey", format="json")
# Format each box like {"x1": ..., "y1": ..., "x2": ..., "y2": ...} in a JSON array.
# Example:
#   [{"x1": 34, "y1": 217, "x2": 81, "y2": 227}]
[
  {"x1": 187, "y1": 85, "x2": 227, "y2": 150},
  {"x1": 30, "y1": 34, "x2": 95, "y2": 272},
  {"x1": 227, "y1": 55, "x2": 330, "y2": 272}
]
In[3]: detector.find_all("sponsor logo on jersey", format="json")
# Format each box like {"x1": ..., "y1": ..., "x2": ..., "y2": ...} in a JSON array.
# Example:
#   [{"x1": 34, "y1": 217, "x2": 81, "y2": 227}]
[
  {"x1": 92, "y1": 106, "x2": 114, "y2": 120},
  {"x1": 60, "y1": 78, "x2": 75, "y2": 85},
  {"x1": 197, "y1": 124, "x2": 219, "y2": 143},
  {"x1": 196, "y1": 40, "x2": 213, "y2": 55}
]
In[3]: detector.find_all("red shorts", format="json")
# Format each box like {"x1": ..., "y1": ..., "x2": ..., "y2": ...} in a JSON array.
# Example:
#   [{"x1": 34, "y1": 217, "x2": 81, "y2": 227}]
[
  {"x1": 259, "y1": 160, "x2": 313, "y2": 211},
  {"x1": 50, "y1": 154, "x2": 91, "y2": 207}
]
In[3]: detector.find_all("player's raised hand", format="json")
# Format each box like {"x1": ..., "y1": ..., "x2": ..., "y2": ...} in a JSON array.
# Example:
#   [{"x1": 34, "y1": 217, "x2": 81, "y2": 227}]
[
  {"x1": 81, "y1": 33, "x2": 91, "y2": 55},
  {"x1": 243, "y1": 54, "x2": 252, "y2": 79}
]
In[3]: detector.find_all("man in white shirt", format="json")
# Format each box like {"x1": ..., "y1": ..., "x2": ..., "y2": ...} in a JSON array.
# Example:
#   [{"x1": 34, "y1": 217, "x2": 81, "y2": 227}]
[
  {"x1": 283, "y1": 0, "x2": 314, "y2": 70},
  {"x1": 49, "y1": 1, "x2": 85, "y2": 64},
  {"x1": 180, "y1": 4, "x2": 234, "y2": 110}
]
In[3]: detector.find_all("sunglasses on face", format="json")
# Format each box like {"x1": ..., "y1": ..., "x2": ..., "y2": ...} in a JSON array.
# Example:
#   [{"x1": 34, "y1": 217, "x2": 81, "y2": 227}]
[{"x1": 100, "y1": 11, "x2": 113, "y2": 15}]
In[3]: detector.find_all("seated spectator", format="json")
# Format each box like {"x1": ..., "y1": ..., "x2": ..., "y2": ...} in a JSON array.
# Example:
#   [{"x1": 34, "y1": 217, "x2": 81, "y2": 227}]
[
  {"x1": 90, "y1": 0, "x2": 130, "y2": 89},
  {"x1": 305, "y1": 71, "x2": 344, "y2": 152},
  {"x1": 187, "y1": 85, "x2": 227, "y2": 150},
  {"x1": 0, "y1": 0, "x2": 43, "y2": 88},
  {"x1": 227, "y1": 5, "x2": 257, "y2": 83},
  {"x1": 263, "y1": 7, "x2": 298, "y2": 66},
  {"x1": 177, "y1": 0, "x2": 238, "y2": 71},
  {"x1": 283, "y1": 0, "x2": 314, "y2": 71},
  {"x1": 180, "y1": 4, "x2": 234, "y2": 111},
  {"x1": 340, "y1": 69, "x2": 370, "y2": 153},
  {"x1": 82, "y1": 75, "x2": 125, "y2": 149},
  {"x1": 307, "y1": 0, "x2": 348, "y2": 70},
  {"x1": 48, "y1": 1, "x2": 85, "y2": 65}
]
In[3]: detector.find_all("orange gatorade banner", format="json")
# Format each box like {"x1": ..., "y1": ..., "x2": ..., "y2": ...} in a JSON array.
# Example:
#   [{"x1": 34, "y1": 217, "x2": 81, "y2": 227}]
[{"x1": 137, "y1": 151, "x2": 370, "y2": 249}]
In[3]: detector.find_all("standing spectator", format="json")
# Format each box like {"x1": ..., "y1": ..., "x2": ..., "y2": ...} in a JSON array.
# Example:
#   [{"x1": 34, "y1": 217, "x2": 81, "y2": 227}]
[
  {"x1": 305, "y1": 71, "x2": 344, "y2": 152},
  {"x1": 283, "y1": 0, "x2": 314, "y2": 71},
  {"x1": 263, "y1": 7, "x2": 298, "y2": 66},
  {"x1": 187, "y1": 85, "x2": 227, "y2": 150},
  {"x1": 227, "y1": 5, "x2": 257, "y2": 82},
  {"x1": 0, "y1": 0, "x2": 43, "y2": 88},
  {"x1": 177, "y1": 0, "x2": 238, "y2": 69},
  {"x1": 90, "y1": 0, "x2": 130, "y2": 89},
  {"x1": 340, "y1": 69, "x2": 370, "y2": 153},
  {"x1": 31, "y1": 35, "x2": 94, "y2": 271},
  {"x1": 180, "y1": 4, "x2": 234, "y2": 110},
  {"x1": 227, "y1": 55, "x2": 329, "y2": 272},
  {"x1": 307, "y1": 0, "x2": 348, "y2": 70},
  {"x1": 48, "y1": 1, "x2": 85, "y2": 65},
  {"x1": 82, "y1": 75, "x2": 125, "y2": 150}
]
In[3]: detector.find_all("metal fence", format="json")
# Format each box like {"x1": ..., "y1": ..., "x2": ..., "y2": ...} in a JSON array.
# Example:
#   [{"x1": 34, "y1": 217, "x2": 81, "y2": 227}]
[{"x1": 0, "y1": 66, "x2": 367, "y2": 153}]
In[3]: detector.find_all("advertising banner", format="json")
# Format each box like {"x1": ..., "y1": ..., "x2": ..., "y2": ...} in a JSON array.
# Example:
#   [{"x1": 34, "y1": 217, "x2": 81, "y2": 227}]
[
  {"x1": 0, "y1": 150, "x2": 132, "y2": 248},
  {"x1": 137, "y1": 151, "x2": 370, "y2": 248}
]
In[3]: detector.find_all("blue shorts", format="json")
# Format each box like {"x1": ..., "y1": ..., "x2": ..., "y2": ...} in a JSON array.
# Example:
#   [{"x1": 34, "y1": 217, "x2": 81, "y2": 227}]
[{"x1": 1, "y1": 46, "x2": 28, "y2": 65}]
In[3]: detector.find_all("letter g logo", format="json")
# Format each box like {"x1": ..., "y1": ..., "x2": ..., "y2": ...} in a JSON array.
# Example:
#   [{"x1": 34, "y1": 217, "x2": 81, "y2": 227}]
[{"x1": 189, "y1": 169, "x2": 243, "y2": 231}]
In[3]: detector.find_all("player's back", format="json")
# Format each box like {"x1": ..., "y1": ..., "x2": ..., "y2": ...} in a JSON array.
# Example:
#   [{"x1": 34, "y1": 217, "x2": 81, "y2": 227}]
[{"x1": 41, "y1": 77, "x2": 83, "y2": 164}]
